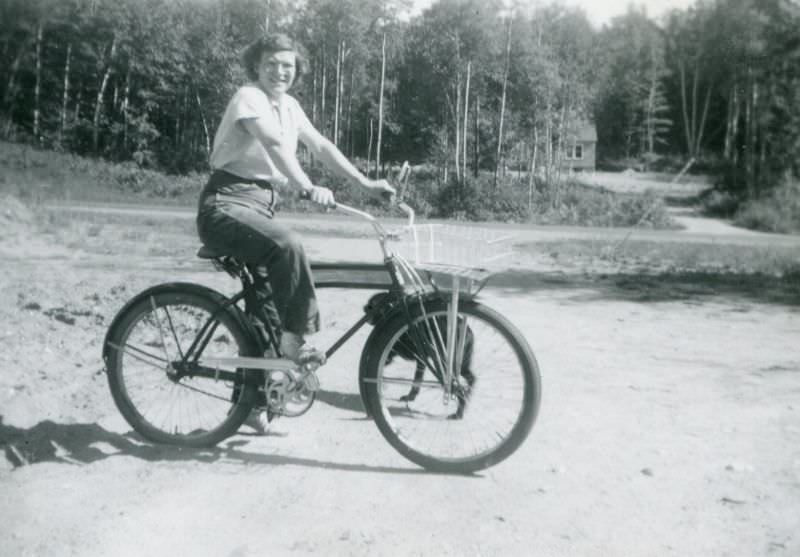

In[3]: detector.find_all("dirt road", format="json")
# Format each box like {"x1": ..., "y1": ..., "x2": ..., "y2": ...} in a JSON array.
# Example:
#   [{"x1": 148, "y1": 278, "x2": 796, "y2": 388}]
[{"x1": 1, "y1": 202, "x2": 798, "y2": 556}]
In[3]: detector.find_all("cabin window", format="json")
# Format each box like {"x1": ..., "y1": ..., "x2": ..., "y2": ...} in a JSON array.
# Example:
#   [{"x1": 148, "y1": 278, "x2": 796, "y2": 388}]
[{"x1": 566, "y1": 143, "x2": 583, "y2": 160}]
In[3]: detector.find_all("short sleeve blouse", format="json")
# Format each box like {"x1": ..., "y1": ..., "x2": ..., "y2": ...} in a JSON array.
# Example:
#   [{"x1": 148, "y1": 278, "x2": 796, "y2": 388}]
[{"x1": 209, "y1": 85, "x2": 303, "y2": 182}]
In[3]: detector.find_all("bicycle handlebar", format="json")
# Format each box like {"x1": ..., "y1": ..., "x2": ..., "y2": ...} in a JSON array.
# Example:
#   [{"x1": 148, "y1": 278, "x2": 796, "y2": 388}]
[
  {"x1": 334, "y1": 200, "x2": 415, "y2": 229},
  {"x1": 299, "y1": 160, "x2": 415, "y2": 230}
]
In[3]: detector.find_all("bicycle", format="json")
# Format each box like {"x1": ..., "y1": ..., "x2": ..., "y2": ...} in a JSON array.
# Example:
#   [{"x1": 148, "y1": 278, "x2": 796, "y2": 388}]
[{"x1": 102, "y1": 168, "x2": 541, "y2": 473}]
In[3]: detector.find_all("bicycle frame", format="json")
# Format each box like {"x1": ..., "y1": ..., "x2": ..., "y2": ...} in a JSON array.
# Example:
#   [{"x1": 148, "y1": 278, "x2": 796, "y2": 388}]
[{"x1": 180, "y1": 201, "x2": 470, "y2": 398}]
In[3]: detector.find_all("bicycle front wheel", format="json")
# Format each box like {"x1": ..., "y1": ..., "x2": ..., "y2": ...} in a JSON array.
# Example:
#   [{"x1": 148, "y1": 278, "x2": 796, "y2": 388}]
[
  {"x1": 105, "y1": 287, "x2": 260, "y2": 447},
  {"x1": 361, "y1": 299, "x2": 541, "y2": 473}
]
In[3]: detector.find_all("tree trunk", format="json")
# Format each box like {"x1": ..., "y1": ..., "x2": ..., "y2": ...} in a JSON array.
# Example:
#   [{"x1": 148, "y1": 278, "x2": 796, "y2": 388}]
[
  {"x1": 554, "y1": 102, "x2": 567, "y2": 202},
  {"x1": 691, "y1": 63, "x2": 699, "y2": 155},
  {"x1": 453, "y1": 77, "x2": 462, "y2": 183},
  {"x1": 175, "y1": 92, "x2": 181, "y2": 148},
  {"x1": 312, "y1": 61, "x2": 318, "y2": 127},
  {"x1": 744, "y1": 66, "x2": 755, "y2": 197},
  {"x1": 33, "y1": 23, "x2": 43, "y2": 141},
  {"x1": 334, "y1": 41, "x2": 342, "y2": 146},
  {"x1": 74, "y1": 87, "x2": 82, "y2": 124},
  {"x1": 376, "y1": 32, "x2": 386, "y2": 179},
  {"x1": 749, "y1": 78, "x2": 760, "y2": 196},
  {"x1": 528, "y1": 126, "x2": 538, "y2": 210},
  {"x1": 723, "y1": 82, "x2": 737, "y2": 160},
  {"x1": 694, "y1": 84, "x2": 712, "y2": 157},
  {"x1": 3, "y1": 47, "x2": 25, "y2": 107},
  {"x1": 725, "y1": 81, "x2": 742, "y2": 166},
  {"x1": 122, "y1": 69, "x2": 131, "y2": 154},
  {"x1": 462, "y1": 60, "x2": 471, "y2": 182},
  {"x1": 473, "y1": 91, "x2": 480, "y2": 177},
  {"x1": 445, "y1": 89, "x2": 461, "y2": 183},
  {"x1": 93, "y1": 35, "x2": 118, "y2": 154},
  {"x1": 366, "y1": 117, "x2": 374, "y2": 175},
  {"x1": 320, "y1": 48, "x2": 327, "y2": 136},
  {"x1": 195, "y1": 87, "x2": 211, "y2": 156},
  {"x1": 59, "y1": 43, "x2": 72, "y2": 147},
  {"x1": 544, "y1": 98, "x2": 553, "y2": 189},
  {"x1": 493, "y1": 16, "x2": 512, "y2": 188},
  {"x1": 645, "y1": 62, "x2": 657, "y2": 157},
  {"x1": 442, "y1": 126, "x2": 449, "y2": 184},
  {"x1": 347, "y1": 68, "x2": 354, "y2": 157},
  {"x1": 679, "y1": 59, "x2": 695, "y2": 157}
]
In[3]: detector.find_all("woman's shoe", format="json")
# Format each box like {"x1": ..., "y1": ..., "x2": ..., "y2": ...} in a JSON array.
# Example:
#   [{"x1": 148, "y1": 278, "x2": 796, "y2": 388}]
[{"x1": 243, "y1": 409, "x2": 270, "y2": 435}]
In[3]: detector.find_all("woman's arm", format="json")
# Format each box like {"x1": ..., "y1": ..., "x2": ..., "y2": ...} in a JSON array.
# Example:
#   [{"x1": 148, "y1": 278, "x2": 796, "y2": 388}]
[
  {"x1": 300, "y1": 124, "x2": 369, "y2": 188},
  {"x1": 297, "y1": 107, "x2": 395, "y2": 197},
  {"x1": 241, "y1": 117, "x2": 333, "y2": 205}
]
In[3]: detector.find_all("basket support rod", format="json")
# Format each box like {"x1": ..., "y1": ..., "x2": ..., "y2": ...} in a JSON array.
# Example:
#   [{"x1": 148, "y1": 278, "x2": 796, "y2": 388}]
[{"x1": 445, "y1": 275, "x2": 460, "y2": 400}]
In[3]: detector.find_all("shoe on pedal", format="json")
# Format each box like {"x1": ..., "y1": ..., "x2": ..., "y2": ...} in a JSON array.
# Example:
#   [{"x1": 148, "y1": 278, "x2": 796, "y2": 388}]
[
  {"x1": 296, "y1": 345, "x2": 326, "y2": 367},
  {"x1": 280, "y1": 332, "x2": 326, "y2": 367}
]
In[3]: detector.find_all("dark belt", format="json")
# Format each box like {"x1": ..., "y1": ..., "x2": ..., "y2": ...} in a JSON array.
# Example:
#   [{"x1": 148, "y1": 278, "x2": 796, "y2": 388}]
[{"x1": 207, "y1": 169, "x2": 273, "y2": 192}]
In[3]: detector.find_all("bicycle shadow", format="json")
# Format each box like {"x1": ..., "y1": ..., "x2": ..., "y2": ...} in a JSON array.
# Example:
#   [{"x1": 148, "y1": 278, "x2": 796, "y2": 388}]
[
  {"x1": 0, "y1": 415, "x2": 449, "y2": 476},
  {"x1": 315, "y1": 389, "x2": 368, "y2": 415}
]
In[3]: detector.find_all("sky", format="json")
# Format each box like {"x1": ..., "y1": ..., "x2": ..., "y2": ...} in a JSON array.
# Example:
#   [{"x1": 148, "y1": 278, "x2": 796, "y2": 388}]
[{"x1": 410, "y1": 0, "x2": 698, "y2": 27}]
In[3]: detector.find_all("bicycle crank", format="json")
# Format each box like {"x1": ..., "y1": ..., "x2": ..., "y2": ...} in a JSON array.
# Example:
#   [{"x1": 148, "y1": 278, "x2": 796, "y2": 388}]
[{"x1": 265, "y1": 370, "x2": 317, "y2": 417}]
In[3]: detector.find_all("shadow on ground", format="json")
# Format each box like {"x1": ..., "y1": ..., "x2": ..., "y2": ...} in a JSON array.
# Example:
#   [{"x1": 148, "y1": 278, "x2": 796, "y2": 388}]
[
  {"x1": 0, "y1": 415, "x2": 445, "y2": 476},
  {"x1": 488, "y1": 269, "x2": 800, "y2": 306},
  {"x1": 315, "y1": 390, "x2": 367, "y2": 415}
]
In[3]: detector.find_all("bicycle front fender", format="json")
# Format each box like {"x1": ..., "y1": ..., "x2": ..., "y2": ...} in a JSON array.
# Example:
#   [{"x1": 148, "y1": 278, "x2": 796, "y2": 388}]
[
  {"x1": 101, "y1": 282, "x2": 260, "y2": 365},
  {"x1": 357, "y1": 292, "x2": 475, "y2": 415}
]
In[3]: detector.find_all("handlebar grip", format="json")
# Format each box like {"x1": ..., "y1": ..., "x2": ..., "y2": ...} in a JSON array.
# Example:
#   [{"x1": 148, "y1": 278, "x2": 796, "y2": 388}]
[{"x1": 300, "y1": 188, "x2": 338, "y2": 209}]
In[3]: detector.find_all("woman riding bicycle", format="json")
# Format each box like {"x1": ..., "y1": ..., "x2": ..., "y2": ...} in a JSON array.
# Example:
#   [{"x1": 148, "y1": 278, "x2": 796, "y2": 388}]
[{"x1": 196, "y1": 33, "x2": 394, "y2": 430}]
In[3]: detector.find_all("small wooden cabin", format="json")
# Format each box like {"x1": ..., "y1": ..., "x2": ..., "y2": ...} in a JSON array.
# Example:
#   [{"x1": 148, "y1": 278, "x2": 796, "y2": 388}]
[{"x1": 562, "y1": 120, "x2": 597, "y2": 171}]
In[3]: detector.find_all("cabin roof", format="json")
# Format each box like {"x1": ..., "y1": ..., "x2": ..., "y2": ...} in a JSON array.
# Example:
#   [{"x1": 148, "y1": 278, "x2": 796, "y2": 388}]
[{"x1": 566, "y1": 120, "x2": 597, "y2": 142}]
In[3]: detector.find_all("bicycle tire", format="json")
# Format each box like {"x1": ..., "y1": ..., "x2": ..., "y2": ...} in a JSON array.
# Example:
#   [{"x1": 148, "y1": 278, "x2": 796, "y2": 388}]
[
  {"x1": 361, "y1": 298, "x2": 541, "y2": 473},
  {"x1": 105, "y1": 286, "x2": 261, "y2": 447}
]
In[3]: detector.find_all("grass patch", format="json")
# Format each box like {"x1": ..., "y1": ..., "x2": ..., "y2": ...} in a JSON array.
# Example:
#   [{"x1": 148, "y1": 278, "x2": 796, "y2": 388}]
[
  {"x1": 1, "y1": 140, "x2": 679, "y2": 228},
  {"x1": 533, "y1": 182, "x2": 677, "y2": 229},
  {"x1": 0, "y1": 140, "x2": 203, "y2": 205},
  {"x1": 520, "y1": 238, "x2": 800, "y2": 277}
]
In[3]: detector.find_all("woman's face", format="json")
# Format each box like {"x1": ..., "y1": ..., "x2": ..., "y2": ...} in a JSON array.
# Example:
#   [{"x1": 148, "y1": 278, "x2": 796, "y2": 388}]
[{"x1": 257, "y1": 50, "x2": 296, "y2": 98}]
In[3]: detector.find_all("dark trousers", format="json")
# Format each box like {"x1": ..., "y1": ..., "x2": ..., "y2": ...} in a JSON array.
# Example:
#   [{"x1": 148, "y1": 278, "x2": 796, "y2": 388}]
[{"x1": 196, "y1": 171, "x2": 320, "y2": 336}]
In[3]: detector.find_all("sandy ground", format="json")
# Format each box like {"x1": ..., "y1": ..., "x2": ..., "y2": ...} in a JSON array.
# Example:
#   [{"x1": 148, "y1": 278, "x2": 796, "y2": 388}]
[{"x1": 1, "y1": 201, "x2": 799, "y2": 557}]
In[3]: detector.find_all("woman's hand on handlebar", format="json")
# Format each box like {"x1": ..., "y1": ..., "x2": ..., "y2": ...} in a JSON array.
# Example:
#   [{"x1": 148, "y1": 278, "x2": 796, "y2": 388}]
[
  {"x1": 303, "y1": 185, "x2": 335, "y2": 207},
  {"x1": 364, "y1": 178, "x2": 396, "y2": 203}
]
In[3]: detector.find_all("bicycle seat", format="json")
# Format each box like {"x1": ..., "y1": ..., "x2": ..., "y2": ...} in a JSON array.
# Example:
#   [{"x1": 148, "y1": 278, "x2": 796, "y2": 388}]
[{"x1": 196, "y1": 245, "x2": 226, "y2": 259}]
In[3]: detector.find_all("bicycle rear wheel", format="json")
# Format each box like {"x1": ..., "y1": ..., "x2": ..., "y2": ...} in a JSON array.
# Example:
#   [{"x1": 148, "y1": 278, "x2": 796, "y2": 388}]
[
  {"x1": 361, "y1": 299, "x2": 541, "y2": 473},
  {"x1": 105, "y1": 288, "x2": 260, "y2": 447}
]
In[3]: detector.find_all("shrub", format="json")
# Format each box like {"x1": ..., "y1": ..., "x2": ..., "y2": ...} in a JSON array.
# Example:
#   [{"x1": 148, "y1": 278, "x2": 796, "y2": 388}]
[
  {"x1": 734, "y1": 178, "x2": 800, "y2": 233},
  {"x1": 533, "y1": 178, "x2": 674, "y2": 228},
  {"x1": 700, "y1": 189, "x2": 739, "y2": 218}
]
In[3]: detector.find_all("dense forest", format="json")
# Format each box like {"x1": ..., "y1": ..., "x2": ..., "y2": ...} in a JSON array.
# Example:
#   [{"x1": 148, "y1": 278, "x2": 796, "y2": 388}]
[{"x1": 1, "y1": 0, "x2": 798, "y2": 205}]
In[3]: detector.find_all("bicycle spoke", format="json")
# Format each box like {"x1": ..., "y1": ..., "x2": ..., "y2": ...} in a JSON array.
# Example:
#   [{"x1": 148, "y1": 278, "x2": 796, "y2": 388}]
[
  {"x1": 172, "y1": 379, "x2": 233, "y2": 403},
  {"x1": 149, "y1": 296, "x2": 174, "y2": 363},
  {"x1": 371, "y1": 305, "x2": 534, "y2": 468},
  {"x1": 161, "y1": 304, "x2": 185, "y2": 361},
  {"x1": 110, "y1": 341, "x2": 169, "y2": 369}
]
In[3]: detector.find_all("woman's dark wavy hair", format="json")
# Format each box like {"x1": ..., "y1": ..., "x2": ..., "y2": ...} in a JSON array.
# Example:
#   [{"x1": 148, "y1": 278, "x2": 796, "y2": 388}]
[{"x1": 241, "y1": 33, "x2": 308, "y2": 84}]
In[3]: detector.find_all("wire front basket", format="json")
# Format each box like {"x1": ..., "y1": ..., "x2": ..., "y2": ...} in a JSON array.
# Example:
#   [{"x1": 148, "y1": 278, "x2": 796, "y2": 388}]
[{"x1": 388, "y1": 224, "x2": 515, "y2": 293}]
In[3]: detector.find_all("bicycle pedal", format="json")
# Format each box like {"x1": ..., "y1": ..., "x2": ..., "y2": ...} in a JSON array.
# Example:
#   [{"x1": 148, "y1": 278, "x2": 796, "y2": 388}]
[{"x1": 302, "y1": 371, "x2": 320, "y2": 392}]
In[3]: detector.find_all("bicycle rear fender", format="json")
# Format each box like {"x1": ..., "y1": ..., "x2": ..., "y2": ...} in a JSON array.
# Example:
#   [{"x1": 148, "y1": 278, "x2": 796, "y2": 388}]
[{"x1": 101, "y1": 282, "x2": 260, "y2": 365}]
